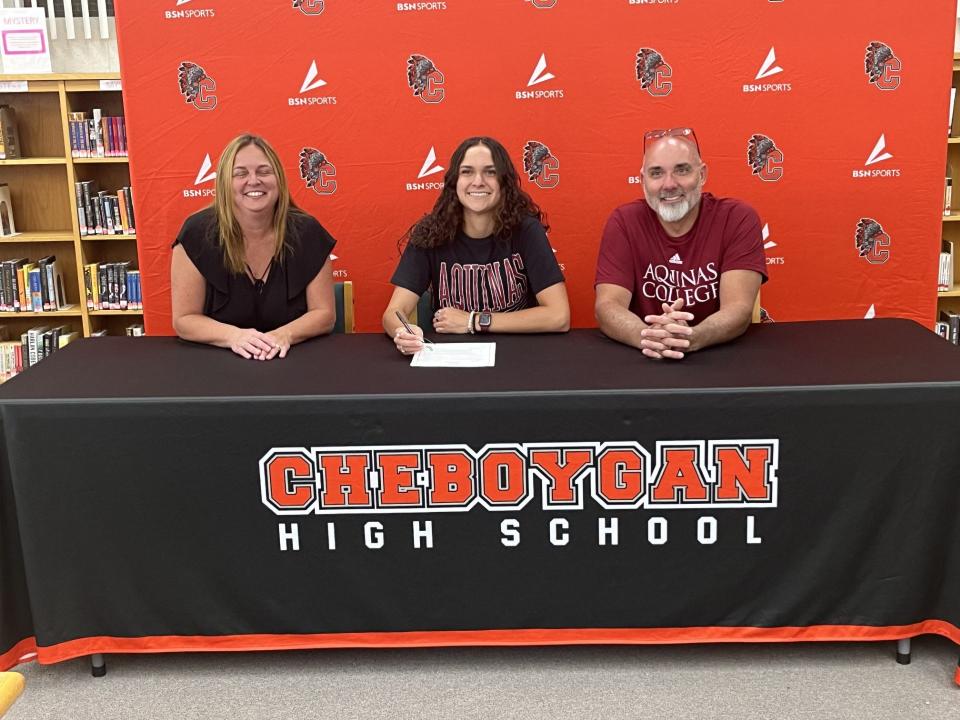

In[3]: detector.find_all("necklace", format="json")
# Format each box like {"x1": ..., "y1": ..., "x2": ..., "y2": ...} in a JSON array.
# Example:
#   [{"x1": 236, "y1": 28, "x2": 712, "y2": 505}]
[{"x1": 245, "y1": 262, "x2": 270, "y2": 293}]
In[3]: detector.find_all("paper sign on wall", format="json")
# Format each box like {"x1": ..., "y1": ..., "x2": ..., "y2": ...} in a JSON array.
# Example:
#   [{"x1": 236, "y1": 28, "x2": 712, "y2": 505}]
[{"x1": 0, "y1": 8, "x2": 52, "y2": 74}]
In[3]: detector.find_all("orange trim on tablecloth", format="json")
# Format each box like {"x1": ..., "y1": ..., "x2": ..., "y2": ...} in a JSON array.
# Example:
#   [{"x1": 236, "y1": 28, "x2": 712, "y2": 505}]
[
  {"x1": 19, "y1": 619, "x2": 960, "y2": 666},
  {"x1": 0, "y1": 638, "x2": 37, "y2": 672}
]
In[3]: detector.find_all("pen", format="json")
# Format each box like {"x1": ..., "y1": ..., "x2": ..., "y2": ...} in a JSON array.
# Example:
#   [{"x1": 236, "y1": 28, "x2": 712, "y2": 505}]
[{"x1": 395, "y1": 310, "x2": 434, "y2": 349}]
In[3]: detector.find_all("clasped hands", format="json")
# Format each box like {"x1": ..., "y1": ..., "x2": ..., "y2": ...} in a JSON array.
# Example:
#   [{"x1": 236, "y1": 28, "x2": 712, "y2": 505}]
[
  {"x1": 640, "y1": 298, "x2": 695, "y2": 360},
  {"x1": 393, "y1": 307, "x2": 472, "y2": 355},
  {"x1": 230, "y1": 328, "x2": 290, "y2": 360}
]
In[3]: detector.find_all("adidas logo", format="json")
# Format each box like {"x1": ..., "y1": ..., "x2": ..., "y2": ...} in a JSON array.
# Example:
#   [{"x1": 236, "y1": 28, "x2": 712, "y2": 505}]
[{"x1": 669, "y1": 253, "x2": 682, "y2": 265}]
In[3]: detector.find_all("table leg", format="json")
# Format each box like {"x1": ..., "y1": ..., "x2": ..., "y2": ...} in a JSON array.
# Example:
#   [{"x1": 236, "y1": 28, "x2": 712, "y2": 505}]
[
  {"x1": 895, "y1": 638, "x2": 911, "y2": 665},
  {"x1": 90, "y1": 654, "x2": 106, "y2": 677}
]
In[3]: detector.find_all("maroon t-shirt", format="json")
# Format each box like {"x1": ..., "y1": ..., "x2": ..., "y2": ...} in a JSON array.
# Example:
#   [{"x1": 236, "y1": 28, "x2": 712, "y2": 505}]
[{"x1": 595, "y1": 192, "x2": 767, "y2": 324}]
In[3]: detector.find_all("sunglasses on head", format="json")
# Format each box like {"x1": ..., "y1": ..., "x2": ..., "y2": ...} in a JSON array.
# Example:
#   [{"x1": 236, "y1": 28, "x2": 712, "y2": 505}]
[{"x1": 643, "y1": 127, "x2": 701, "y2": 155}]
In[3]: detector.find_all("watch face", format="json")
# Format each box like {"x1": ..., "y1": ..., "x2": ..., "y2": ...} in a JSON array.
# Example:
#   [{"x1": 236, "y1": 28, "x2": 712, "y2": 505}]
[{"x1": 479, "y1": 312, "x2": 492, "y2": 327}]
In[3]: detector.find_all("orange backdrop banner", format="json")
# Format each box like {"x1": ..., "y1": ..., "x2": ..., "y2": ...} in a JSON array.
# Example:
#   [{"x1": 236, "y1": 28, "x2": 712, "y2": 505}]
[{"x1": 114, "y1": 0, "x2": 956, "y2": 334}]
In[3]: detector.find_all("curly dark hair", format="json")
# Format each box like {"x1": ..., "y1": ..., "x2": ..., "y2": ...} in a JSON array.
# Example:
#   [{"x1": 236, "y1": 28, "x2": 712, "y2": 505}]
[{"x1": 403, "y1": 136, "x2": 548, "y2": 250}]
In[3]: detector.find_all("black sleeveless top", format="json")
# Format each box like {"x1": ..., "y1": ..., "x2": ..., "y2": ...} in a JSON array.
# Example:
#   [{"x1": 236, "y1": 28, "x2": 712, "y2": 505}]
[{"x1": 173, "y1": 208, "x2": 336, "y2": 332}]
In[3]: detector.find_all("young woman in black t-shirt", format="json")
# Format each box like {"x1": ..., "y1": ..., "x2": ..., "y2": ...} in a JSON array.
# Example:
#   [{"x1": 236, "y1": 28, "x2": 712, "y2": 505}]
[
  {"x1": 382, "y1": 136, "x2": 569, "y2": 356},
  {"x1": 171, "y1": 134, "x2": 336, "y2": 360}
]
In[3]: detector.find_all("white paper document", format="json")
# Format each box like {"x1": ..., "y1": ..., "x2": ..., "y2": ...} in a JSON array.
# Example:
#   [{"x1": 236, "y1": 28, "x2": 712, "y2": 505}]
[{"x1": 410, "y1": 342, "x2": 496, "y2": 368}]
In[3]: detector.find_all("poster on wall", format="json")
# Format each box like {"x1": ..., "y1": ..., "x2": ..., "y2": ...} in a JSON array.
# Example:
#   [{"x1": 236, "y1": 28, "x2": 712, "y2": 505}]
[
  {"x1": 0, "y1": 8, "x2": 51, "y2": 74},
  {"x1": 115, "y1": 1, "x2": 956, "y2": 335}
]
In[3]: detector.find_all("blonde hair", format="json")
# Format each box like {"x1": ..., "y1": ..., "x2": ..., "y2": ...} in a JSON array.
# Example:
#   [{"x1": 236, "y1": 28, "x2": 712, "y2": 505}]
[{"x1": 213, "y1": 134, "x2": 300, "y2": 274}]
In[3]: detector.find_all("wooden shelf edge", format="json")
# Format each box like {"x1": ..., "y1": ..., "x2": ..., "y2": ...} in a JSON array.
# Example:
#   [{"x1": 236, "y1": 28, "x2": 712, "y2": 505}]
[
  {"x1": 0, "y1": 309, "x2": 83, "y2": 318},
  {"x1": 0, "y1": 157, "x2": 66, "y2": 166},
  {"x1": 939, "y1": 285, "x2": 960, "y2": 298},
  {"x1": 0, "y1": 232, "x2": 74, "y2": 243},
  {"x1": 81, "y1": 234, "x2": 137, "y2": 241},
  {"x1": 72, "y1": 157, "x2": 129, "y2": 164},
  {"x1": 89, "y1": 310, "x2": 144, "y2": 316},
  {"x1": 0, "y1": 73, "x2": 119, "y2": 82}
]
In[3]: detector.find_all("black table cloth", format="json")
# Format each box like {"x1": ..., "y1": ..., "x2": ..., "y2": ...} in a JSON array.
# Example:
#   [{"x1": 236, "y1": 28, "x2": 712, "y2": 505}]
[{"x1": 1, "y1": 319, "x2": 959, "y2": 675}]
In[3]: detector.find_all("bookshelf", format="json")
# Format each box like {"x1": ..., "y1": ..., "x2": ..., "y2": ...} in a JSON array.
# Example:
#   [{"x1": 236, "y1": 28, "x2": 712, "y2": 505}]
[
  {"x1": 941, "y1": 54, "x2": 960, "y2": 319},
  {"x1": 0, "y1": 73, "x2": 142, "y2": 349}
]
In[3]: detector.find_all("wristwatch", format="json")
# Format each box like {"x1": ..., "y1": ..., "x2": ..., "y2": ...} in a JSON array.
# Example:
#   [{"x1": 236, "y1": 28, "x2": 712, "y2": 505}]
[{"x1": 477, "y1": 312, "x2": 492, "y2": 333}]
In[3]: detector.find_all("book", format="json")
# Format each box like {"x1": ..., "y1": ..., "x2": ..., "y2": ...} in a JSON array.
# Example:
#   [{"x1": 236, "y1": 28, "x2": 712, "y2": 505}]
[
  {"x1": 952, "y1": 87, "x2": 957, "y2": 136},
  {"x1": 939, "y1": 310, "x2": 960, "y2": 344},
  {"x1": 940, "y1": 240, "x2": 955, "y2": 292},
  {"x1": 26, "y1": 326, "x2": 49, "y2": 366},
  {"x1": 28, "y1": 268, "x2": 43, "y2": 312},
  {"x1": 123, "y1": 186, "x2": 136, "y2": 233},
  {"x1": 0, "y1": 183, "x2": 15, "y2": 237},
  {"x1": 84, "y1": 263, "x2": 98, "y2": 309},
  {"x1": 37, "y1": 256, "x2": 54, "y2": 311},
  {"x1": 19, "y1": 263, "x2": 35, "y2": 311},
  {"x1": 58, "y1": 331, "x2": 79, "y2": 349},
  {"x1": 0, "y1": 105, "x2": 21, "y2": 160}
]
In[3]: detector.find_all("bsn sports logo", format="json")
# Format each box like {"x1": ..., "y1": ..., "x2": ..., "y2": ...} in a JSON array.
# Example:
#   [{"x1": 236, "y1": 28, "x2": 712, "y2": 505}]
[
  {"x1": 636, "y1": 48, "x2": 672, "y2": 96},
  {"x1": 165, "y1": 0, "x2": 214, "y2": 19},
  {"x1": 182, "y1": 153, "x2": 216, "y2": 198},
  {"x1": 523, "y1": 141, "x2": 559, "y2": 189},
  {"x1": 177, "y1": 62, "x2": 217, "y2": 110},
  {"x1": 292, "y1": 0, "x2": 324, "y2": 15},
  {"x1": 289, "y1": 61, "x2": 337, "y2": 106},
  {"x1": 743, "y1": 47, "x2": 791, "y2": 93},
  {"x1": 865, "y1": 41, "x2": 901, "y2": 91},
  {"x1": 407, "y1": 54, "x2": 445, "y2": 103},
  {"x1": 747, "y1": 134, "x2": 783, "y2": 182},
  {"x1": 299, "y1": 148, "x2": 337, "y2": 195},
  {"x1": 853, "y1": 134, "x2": 900, "y2": 178},
  {"x1": 406, "y1": 147, "x2": 444, "y2": 191},
  {"x1": 762, "y1": 223, "x2": 784, "y2": 266},
  {"x1": 516, "y1": 54, "x2": 563, "y2": 100},
  {"x1": 526, "y1": 0, "x2": 558, "y2": 7},
  {"x1": 855, "y1": 218, "x2": 890, "y2": 264}
]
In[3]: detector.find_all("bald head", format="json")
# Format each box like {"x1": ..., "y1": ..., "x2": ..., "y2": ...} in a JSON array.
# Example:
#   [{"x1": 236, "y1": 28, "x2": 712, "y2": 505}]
[
  {"x1": 643, "y1": 135, "x2": 702, "y2": 171},
  {"x1": 641, "y1": 136, "x2": 707, "y2": 228}
]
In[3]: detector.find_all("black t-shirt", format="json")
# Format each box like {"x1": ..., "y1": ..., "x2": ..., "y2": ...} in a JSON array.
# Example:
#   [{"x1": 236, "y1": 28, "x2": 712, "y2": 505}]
[
  {"x1": 173, "y1": 207, "x2": 335, "y2": 332},
  {"x1": 390, "y1": 215, "x2": 564, "y2": 313}
]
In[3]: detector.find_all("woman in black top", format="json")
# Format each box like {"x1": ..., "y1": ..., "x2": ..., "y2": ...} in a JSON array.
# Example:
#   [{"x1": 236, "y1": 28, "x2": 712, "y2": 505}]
[
  {"x1": 382, "y1": 136, "x2": 570, "y2": 355},
  {"x1": 171, "y1": 134, "x2": 336, "y2": 359}
]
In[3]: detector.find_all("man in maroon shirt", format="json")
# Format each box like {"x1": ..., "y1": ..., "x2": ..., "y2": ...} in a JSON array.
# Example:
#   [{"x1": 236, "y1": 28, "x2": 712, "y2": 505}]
[{"x1": 595, "y1": 127, "x2": 766, "y2": 360}]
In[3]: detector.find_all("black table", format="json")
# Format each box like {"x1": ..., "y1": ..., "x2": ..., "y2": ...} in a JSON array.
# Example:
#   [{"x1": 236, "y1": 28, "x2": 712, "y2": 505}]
[{"x1": 2, "y1": 320, "x2": 960, "y2": 681}]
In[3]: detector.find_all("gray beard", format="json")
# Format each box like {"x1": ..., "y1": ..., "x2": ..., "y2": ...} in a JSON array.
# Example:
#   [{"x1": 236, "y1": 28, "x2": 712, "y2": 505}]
[{"x1": 655, "y1": 197, "x2": 692, "y2": 223}]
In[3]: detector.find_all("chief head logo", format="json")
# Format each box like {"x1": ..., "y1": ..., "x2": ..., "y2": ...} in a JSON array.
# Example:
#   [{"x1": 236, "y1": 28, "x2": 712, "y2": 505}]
[
  {"x1": 747, "y1": 134, "x2": 783, "y2": 182},
  {"x1": 526, "y1": 0, "x2": 558, "y2": 8},
  {"x1": 855, "y1": 217, "x2": 890, "y2": 264},
  {"x1": 635, "y1": 48, "x2": 672, "y2": 97},
  {"x1": 177, "y1": 62, "x2": 217, "y2": 110},
  {"x1": 865, "y1": 41, "x2": 901, "y2": 91},
  {"x1": 523, "y1": 141, "x2": 559, "y2": 189},
  {"x1": 407, "y1": 54, "x2": 445, "y2": 104},
  {"x1": 299, "y1": 148, "x2": 337, "y2": 195},
  {"x1": 292, "y1": 0, "x2": 325, "y2": 15},
  {"x1": 759, "y1": 307, "x2": 775, "y2": 323}
]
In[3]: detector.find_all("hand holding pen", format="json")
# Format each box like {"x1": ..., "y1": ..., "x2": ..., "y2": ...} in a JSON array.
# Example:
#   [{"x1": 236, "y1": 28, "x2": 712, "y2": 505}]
[{"x1": 393, "y1": 310, "x2": 434, "y2": 355}]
